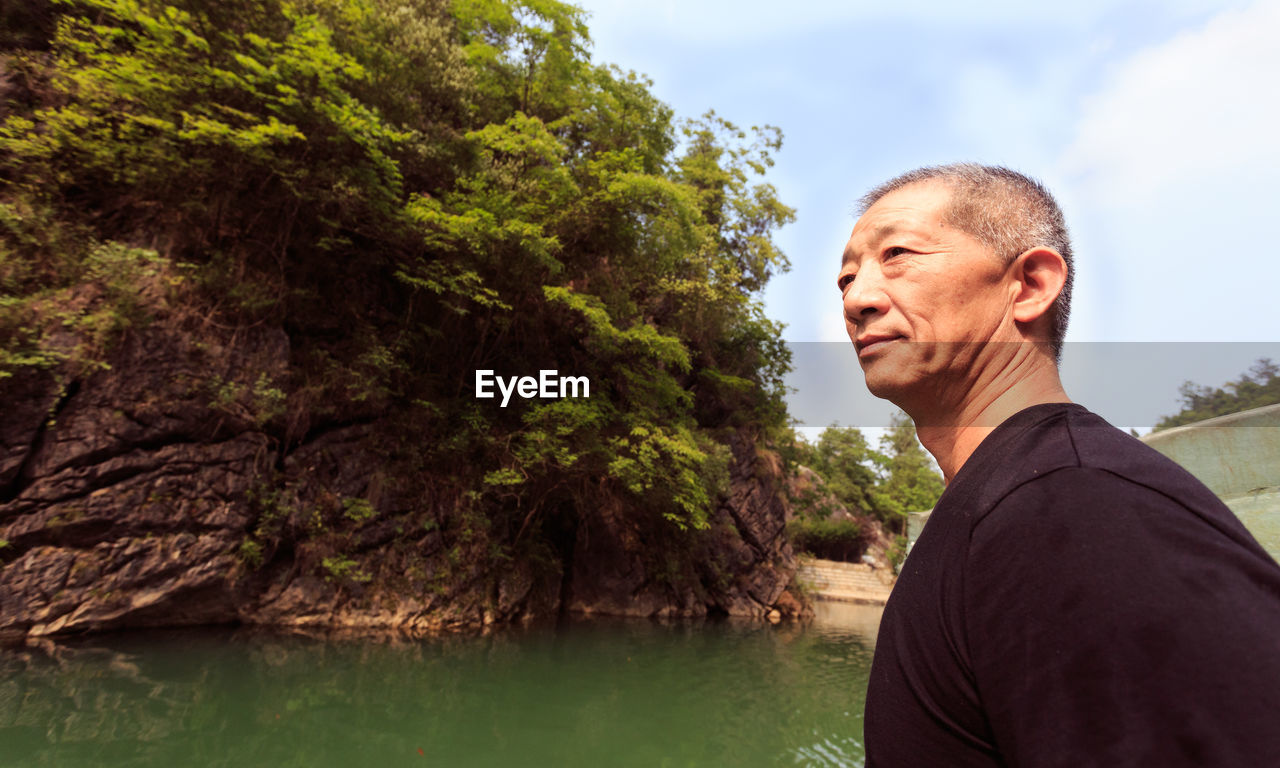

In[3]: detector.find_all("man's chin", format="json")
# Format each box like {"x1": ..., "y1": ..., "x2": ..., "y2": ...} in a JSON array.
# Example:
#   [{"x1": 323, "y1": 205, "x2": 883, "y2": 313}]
[
  {"x1": 861, "y1": 370, "x2": 917, "y2": 404},
  {"x1": 857, "y1": 343, "x2": 939, "y2": 402}
]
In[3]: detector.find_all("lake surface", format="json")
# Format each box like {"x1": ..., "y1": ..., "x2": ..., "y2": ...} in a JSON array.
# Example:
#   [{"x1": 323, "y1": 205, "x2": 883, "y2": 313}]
[{"x1": 0, "y1": 602, "x2": 882, "y2": 768}]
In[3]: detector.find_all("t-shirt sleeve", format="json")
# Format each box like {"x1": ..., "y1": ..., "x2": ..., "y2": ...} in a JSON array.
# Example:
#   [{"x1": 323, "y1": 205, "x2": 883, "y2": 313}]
[{"x1": 965, "y1": 467, "x2": 1280, "y2": 768}]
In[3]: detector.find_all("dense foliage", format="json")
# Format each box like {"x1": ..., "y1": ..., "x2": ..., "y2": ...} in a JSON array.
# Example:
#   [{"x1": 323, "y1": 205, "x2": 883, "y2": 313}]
[
  {"x1": 1, "y1": 0, "x2": 793, "y2": 589},
  {"x1": 788, "y1": 413, "x2": 944, "y2": 554},
  {"x1": 787, "y1": 516, "x2": 865, "y2": 563},
  {"x1": 1154, "y1": 358, "x2": 1280, "y2": 430}
]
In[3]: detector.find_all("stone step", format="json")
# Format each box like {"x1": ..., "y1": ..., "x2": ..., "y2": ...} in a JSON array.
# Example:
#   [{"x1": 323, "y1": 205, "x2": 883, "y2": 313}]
[
  {"x1": 795, "y1": 558, "x2": 895, "y2": 605},
  {"x1": 803, "y1": 577, "x2": 884, "y2": 586},
  {"x1": 796, "y1": 567, "x2": 889, "y2": 582}
]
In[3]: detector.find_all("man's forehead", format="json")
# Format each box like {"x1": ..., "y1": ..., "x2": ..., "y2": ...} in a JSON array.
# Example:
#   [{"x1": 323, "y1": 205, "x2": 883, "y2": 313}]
[
  {"x1": 859, "y1": 183, "x2": 952, "y2": 230},
  {"x1": 843, "y1": 190, "x2": 950, "y2": 263},
  {"x1": 842, "y1": 222, "x2": 907, "y2": 262}
]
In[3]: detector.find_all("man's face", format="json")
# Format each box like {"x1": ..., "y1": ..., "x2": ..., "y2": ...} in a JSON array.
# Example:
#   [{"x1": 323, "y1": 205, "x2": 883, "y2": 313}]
[{"x1": 838, "y1": 181, "x2": 1017, "y2": 406}]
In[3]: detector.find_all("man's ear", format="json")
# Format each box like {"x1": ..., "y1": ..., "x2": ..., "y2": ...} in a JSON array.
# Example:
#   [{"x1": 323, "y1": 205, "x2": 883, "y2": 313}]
[{"x1": 1010, "y1": 247, "x2": 1067, "y2": 327}]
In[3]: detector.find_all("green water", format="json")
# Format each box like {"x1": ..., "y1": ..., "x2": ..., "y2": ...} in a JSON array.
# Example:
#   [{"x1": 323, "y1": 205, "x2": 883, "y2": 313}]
[{"x1": 0, "y1": 602, "x2": 881, "y2": 767}]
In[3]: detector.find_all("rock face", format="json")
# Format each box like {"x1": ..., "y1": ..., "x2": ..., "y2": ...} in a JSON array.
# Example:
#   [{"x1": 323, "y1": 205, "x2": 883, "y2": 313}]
[
  {"x1": 565, "y1": 433, "x2": 799, "y2": 620},
  {"x1": 0, "y1": 319, "x2": 286, "y2": 639},
  {"x1": 1, "y1": 314, "x2": 804, "y2": 641}
]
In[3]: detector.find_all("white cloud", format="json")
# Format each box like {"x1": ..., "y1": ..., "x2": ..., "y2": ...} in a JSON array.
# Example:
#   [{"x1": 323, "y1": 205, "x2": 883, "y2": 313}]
[
  {"x1": 1061, "y1": 0, "x2": 1280, "y2": 200},
  {"x1": 575, "y1": 0, "x2": 1276, "y2": 346},
  {"x1": 1057, "y1": 0, "x2": 1280, "y2": 342}
]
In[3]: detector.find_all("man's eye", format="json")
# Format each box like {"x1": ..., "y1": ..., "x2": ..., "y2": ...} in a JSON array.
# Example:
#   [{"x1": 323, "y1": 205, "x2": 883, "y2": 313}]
[
  {"x1": 885, "y1": 246, "x2": 909, "y2": 258},
  {"x1": 838, "y1": 273, "x2": 855, "y2": 290}
]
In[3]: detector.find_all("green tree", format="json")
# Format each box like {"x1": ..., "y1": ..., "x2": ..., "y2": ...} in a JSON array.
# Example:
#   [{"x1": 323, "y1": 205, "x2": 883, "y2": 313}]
[
  {"x1": 787, "y1": 415, "x2": 943, "y2": 547},
  {"x1": 1, "y1": 0, "x2": 798, "y2": 591},
  {"x1": 871, "y1": 412, "x2": 945, "y2": 534},
  {"x1": 1154, "y1": 358, "x2": 1280, "y2": 430},
  {"x1": 807, "y1": 426, "x2": 879, "y2": 515}
]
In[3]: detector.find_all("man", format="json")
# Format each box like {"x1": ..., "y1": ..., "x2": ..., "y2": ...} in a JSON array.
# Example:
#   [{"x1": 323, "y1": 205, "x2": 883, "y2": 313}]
[{"x1": 841, "y1": 164, "x2": 1280, "y2": 767}]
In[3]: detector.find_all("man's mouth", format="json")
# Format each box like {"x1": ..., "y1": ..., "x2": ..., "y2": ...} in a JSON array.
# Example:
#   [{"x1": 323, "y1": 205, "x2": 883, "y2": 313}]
[{"x1": 856, "y1": 335, "x2": 904, "y2": 357}]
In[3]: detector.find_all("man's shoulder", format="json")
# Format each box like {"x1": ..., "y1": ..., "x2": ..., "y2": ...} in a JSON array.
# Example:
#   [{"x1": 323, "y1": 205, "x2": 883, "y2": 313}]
[
  {"x1": 1045, "y1": 405, "x2": 1226, "y2": 516},
  {"x1": 977, "y1": 464, "x2": 1190, "y2": 533},
  {"x1": 967, "y1": 406, "x2": 1271, "y2": 565},
  {"x1": 1003, "y1": 402, "x2": 1181, "y2": 480},
  {"x1": 949, "y1": 403, "x2": 1223, "y2": 530}
]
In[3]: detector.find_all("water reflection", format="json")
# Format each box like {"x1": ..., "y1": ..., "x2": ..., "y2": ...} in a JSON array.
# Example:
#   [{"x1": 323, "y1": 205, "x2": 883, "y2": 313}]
[
  {"x1": 0, "y1": 608, "x2": 881, "y2": 767},
  {"x1": 810, "y1": 601, "x2": 884, "y2": 645}
]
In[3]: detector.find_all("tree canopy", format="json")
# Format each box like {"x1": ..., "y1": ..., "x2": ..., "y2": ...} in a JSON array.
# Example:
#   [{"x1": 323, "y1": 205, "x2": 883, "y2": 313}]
[
  {"x1": 790, "y1": 413, "x2": 944, "y2": 538},
  {"x1": 1154, "y1": 358, "x2": 1280, "y2": 430}
]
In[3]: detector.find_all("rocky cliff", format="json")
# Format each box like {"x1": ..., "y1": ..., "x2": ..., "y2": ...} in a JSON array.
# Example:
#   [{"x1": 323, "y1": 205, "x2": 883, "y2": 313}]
[{"x1": 0, "y1": 292, "x2": 805, "y2": 642}]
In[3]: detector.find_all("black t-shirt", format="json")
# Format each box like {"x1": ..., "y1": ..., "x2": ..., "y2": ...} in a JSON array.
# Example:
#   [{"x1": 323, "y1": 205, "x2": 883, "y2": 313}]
[{"x1": 864, "y1": 403, "x2": 1280, "y2": 767}]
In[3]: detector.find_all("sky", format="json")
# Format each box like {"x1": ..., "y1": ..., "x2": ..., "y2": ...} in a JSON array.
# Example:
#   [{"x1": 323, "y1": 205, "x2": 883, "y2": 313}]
[{"x1": 570, "y1": 0, "x2": 1280, "y2": 430}]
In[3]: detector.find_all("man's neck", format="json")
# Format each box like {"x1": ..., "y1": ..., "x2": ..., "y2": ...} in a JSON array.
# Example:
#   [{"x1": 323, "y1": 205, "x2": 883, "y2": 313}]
[{"x1": 911, "y1": 355, "x2": 1071, "y2": 483}]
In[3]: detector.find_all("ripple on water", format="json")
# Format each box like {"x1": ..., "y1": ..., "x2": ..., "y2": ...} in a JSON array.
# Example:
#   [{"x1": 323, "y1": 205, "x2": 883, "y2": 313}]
[
  {"x1": 790, "y1": 731, "x2": 866, "y2": 767},
  {"x1": 0, "y1": 608, "x2": 883, "y2": 767}
]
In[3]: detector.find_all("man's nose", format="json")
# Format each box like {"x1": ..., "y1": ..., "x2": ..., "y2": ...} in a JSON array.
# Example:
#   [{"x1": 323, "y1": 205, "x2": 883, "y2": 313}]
[{"x1": 842, "y1": 268, "x2": 889, "y2": 323}]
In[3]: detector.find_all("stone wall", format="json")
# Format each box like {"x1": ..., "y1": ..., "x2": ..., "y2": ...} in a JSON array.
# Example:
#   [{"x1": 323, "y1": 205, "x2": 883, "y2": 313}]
[
  {"x1": 795, "y1": 557, "x2": 894, "y2": 605},
  {"x1": 1142, "y1": 403, "x2": 1280, "y2": 499},
  {"x1": 1142, "y1": 403, "x2": 1280, "y2": 558}
]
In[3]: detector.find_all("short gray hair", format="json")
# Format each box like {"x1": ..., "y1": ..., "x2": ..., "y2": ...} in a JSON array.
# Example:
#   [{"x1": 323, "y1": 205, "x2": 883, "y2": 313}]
[{"x1": 858, "y1": 163, "x2": 1073, "y2": 362}]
